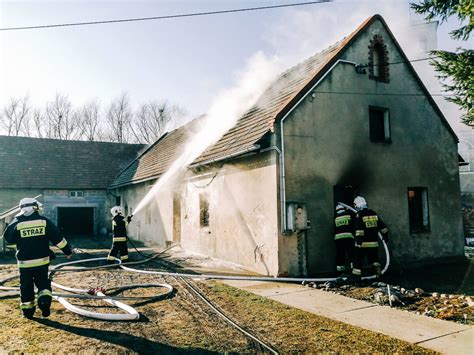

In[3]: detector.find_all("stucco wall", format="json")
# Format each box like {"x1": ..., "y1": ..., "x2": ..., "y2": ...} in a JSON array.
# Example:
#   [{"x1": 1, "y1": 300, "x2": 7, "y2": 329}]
[
  {"x1": 281, "y1": 19, "x2": 464, "y2": 274},
  {"x1": 181, "y1": 152, "x2": 279, "y2": 276},
  {"x1": 116, "y1": 182, "x2": 173, "y2": 246}
]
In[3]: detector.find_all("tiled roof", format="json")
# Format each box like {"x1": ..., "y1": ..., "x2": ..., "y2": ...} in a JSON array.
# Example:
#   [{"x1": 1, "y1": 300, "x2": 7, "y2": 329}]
[
  {"x1": 111, "y1": 36, "x2": 350, "y2": 188},
  {"x1": 111, "y1": 15, "x2": 456, "y2": 188},
  {"x1": 110, "y1": 117, "x2": 204, "y2": 187},
  {"x1": 0, "y1": 135, "x2": 145, "y2": 189}
]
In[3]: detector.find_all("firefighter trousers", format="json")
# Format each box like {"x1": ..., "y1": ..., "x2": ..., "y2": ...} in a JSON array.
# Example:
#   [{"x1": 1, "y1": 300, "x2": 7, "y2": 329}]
[
  {"x1": 335, "y1": 238, "x2": 354, "y2": 273},
  {"x1": 19, "y1": 265, "x2": 52, "y2": 317},
  {"x1": 352, "y1": 246, "x2": 380, "y2": 276},
  {"x1": 108, "y1": 241, "x2": 129, "y2": 262}
]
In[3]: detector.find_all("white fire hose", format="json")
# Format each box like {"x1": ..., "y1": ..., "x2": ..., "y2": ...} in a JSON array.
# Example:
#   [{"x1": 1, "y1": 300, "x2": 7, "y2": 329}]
[{"x1": 0, "y1": 214, "x2": 390, "y2": 321}]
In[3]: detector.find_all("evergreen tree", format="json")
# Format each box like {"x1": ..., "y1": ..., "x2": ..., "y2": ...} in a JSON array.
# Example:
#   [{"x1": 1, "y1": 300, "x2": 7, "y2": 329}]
[{"x1": 411, "y1": 0, "x2": 473, "y2": 126}]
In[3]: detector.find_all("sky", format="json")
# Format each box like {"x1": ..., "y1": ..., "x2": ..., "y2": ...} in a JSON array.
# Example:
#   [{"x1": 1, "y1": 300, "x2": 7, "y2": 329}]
[{"x1": 0, "y1": 0, "x2": 472, "y2": 134}]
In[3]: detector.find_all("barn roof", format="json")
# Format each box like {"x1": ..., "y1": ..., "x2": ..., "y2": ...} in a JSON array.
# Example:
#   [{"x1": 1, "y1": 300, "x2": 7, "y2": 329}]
[
  {"x1": 0, "y1": 135, "x2": 145, "y2": 189},
  {"x1": 111, "y1": 15, "x2": 457, "y2": 188}
]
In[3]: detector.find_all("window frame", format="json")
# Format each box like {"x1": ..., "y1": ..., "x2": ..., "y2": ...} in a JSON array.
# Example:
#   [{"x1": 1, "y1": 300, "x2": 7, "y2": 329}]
[
  {"x1": 369, "y1": 106, "x2": 391, "y2": 143},
  {"x1": 69, "y1": 190, "x2": 84, "y2": 198},
  {"x1": 407, "y1": 187, "x2": 430, "y2": 233}
]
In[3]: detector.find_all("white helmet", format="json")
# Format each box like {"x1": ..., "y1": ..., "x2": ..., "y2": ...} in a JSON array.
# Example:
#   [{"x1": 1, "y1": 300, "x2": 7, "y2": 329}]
[
  {"x1": 18, "y1": 197, "x2": 42, "y2": 216},
  {"x1": 110, "y1": 206, "x2": 124, "y2": 216},
  {"x1": 354, "y1": 196, "x2": 368, "y2": 211}
]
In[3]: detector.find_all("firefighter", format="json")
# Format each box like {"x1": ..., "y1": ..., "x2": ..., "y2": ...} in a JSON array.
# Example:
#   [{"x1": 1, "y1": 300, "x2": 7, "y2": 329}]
[
  {"x1": 352, "y1": 196, "x2": 389, "y2": 280},
  {"x1": 107, "y1": 206, "x2": 132, "y2": 264},
  {"x1": 3, "y1": 198, "x2": 72, "y2": 319},
  {"x1": 334, "y1": 203, "x2": 355, "y2": 276}
]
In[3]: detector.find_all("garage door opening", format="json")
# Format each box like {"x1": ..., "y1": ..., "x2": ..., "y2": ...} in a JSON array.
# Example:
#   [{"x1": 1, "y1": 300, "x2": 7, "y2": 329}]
[{"x1": 57, "y1": 207, "x2": 94, "y2": 236}]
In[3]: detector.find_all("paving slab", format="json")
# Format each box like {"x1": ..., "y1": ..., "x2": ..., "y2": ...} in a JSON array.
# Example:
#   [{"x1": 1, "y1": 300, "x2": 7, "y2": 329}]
[
  {"x1": 223, "y1": 280, "x2": 473, "y2": 354},
  {"x1": 332, "y1": 303, "x2": 470, "y2": 343},
  {"x1": 418, "y1": 327, "x2": 474, "y2": 355}
]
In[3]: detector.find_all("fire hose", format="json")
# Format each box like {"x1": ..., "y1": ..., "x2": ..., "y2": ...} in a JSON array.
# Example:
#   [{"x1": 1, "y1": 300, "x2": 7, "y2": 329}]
[
  {"x1": 0, "y1": 256, "x2": 174, "y2": 321},
  {"x1": 0, "y1": 229, "x2": 390, "y2": 321}
]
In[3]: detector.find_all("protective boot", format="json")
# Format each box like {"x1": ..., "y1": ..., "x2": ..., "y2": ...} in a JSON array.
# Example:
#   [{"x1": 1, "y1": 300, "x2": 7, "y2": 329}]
[
  {"x1": 38, "y1": 290, "x2": 51, "y2": 317},
  {"x1": 22, "y1": 306, "x2": 36, "y2": 319}
]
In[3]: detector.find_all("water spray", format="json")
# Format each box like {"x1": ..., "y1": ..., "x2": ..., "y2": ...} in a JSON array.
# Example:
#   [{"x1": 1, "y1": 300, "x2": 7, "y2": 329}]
[{"x1": 133, "y1": 52, "x2": 281, "y2": 215}]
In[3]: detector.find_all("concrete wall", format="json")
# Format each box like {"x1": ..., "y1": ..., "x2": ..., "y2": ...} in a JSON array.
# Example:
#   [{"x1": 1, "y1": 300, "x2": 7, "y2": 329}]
[
  {"x1": 281, "y1": 19, "x2": 464, "y2": 274},
  {"x1": 43, "y1": 189, "x2": 108, "y2": 235},
  {"x1": 181, "y1": 152, "x2": 279, "y2": 276}
]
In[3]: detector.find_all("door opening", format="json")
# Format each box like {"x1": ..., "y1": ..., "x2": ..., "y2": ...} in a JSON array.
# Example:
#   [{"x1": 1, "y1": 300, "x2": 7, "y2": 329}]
[
  {"x1": 333, "y1": 185, "x2": 357, "y2": 209},
  {"x1": 57, "y1": 207, "x2": 94, "y2": 236}
]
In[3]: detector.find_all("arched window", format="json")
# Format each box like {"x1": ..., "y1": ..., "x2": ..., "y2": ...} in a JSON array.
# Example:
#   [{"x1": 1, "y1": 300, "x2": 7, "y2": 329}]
[{"x1": 368, "y1": 35, "x2": 389, "y2": 83}]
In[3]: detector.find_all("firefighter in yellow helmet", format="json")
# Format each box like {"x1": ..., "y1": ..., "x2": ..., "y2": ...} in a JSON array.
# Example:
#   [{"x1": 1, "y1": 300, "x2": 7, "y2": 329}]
[
  {"x1": 3, "y1": 198, "x2": 72, "y2": 319},
  {"x1": 107, "y1": 206, "x2": 132, "y2": 264},
  {"x1": 351, "y1": 196, "x2": 389, "y2": 280}
]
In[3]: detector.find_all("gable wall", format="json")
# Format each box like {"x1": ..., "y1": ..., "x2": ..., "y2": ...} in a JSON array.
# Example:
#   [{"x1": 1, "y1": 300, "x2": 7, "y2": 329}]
[{"x1": 282, "y1": 19, "x2": 463, "y2": 274}]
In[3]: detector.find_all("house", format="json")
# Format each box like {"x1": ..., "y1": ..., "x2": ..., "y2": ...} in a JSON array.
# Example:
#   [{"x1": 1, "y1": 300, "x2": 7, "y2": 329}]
[
  {"x1": 0, "y1": 136, "x2": 145, "y2": 236},
  {"x1": 110, "y1": 15, "x2": 464, "y2": 276}
]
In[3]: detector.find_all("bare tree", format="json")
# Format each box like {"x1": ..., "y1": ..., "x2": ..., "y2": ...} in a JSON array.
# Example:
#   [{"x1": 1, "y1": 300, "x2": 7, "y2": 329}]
[
  {"x1": 130, "y1": 101, "x2": 185, "y2": 144},
  {"x1": 78, "y1": 99, "x2": 102, "y2": 141},
  {"x1": 1, "y1": 95, "x2": 31, "y2": 136},
  {"x1": 45, "y1": 93, "x2": 81, "y2": 140},
  {"x1": 32, "y1": 108, "x2": 46, "y2": 138},
  {"x1": 105, "y1": 93, "x2": 133, "y2": 143}
]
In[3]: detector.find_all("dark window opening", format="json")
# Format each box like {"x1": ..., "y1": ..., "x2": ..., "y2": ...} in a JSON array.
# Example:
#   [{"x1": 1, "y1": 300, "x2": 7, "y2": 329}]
[
  {"x1": 115, "y1": 196, "x2": 121, "y2": 206},
  {"x1": 373, "y1": 45, "x2": 386, "y2": 78},
  {"x1": 369, "y1": 106, "x2": 391, "y2": 143},
  {"x1": 199, "y1": 193, "x2": 209, "y2": 228},
  {"x1": 408, "y1": 187, "x2": 430, "y2": 233},
  {"x1": 368, "y1": 34, "x2": 390, "y2": 83}
]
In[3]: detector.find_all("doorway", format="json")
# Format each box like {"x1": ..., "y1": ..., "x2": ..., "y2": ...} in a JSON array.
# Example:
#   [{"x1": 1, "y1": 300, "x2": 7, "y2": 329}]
[
  {"x1": 57, "y1": 207, "x2": 94, "y2": 236},
  {"x1": 333, "y1": 185, "x2": 357, "y2": 209}
]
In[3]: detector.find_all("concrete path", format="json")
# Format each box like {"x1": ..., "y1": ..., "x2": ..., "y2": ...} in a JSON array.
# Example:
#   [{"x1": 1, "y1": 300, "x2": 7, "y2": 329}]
[{"x1": 223, "y1": 280, "x2": 473, "y2": 355}]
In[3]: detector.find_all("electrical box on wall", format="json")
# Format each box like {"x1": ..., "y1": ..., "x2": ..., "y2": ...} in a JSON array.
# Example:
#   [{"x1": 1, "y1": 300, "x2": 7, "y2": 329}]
[{"x1": 286, "y1": 202, "x2": 310, "y2": 233}]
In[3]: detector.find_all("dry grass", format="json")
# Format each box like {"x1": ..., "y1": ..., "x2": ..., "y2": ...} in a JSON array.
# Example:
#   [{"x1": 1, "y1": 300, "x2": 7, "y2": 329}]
[{"x1": 0, "y1": 265, "x2": 434, "y2": 353}]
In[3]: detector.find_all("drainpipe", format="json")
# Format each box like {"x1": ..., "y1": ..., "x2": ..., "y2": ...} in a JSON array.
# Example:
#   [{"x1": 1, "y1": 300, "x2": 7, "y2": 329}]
[
  {"x1": 260, "y1": 145, "x2": 285, "y2": 232},
  {"x1": 278, "y1": 59, "x2": 360, "y2": 233}
]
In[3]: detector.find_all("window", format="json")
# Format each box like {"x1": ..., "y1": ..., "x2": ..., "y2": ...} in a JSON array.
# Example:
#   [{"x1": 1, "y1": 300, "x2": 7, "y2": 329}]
[
  {"x1": 408, "y1": 187, "x2": 430, "y2": 233},
  {"x1": 115, "y1": 196, "x2": 121, "y2": 206},
  {"x1": 368, "y1": 34, "x2": 389, "y2": 83},
  {"x1": 369, "y1": 107, "x2": 391, "y2": 143},
  {"x1": 69, "y1": 190, "x2": 84, "y2": 198},
  {"x1": 199, "y1": 193, "x2": 209, "y2": 228}
]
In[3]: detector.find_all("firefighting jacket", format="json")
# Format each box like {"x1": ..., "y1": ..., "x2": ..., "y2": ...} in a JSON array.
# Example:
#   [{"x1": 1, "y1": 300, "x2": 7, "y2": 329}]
[
  {"x1": 334, "y1": 209, "x2": 355, "y2": 240},
  {"x1": 112, "y1": 215, "x2": 129, "y2": 242},
  {"x1": 354, "y1": 208, "x2": 388, "y2": 248},
  {"x1": 3, "y1": 211, "x2": 72, "y2": 268}
]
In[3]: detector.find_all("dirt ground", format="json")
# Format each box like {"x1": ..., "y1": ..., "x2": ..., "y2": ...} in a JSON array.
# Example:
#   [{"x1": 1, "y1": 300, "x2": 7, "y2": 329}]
[
  {"x1": 0, "y1": 236, "x2": 469, "y2": 353},
  {"x1": 307, "y1": 253, "x2": 474, "y2": 326}
]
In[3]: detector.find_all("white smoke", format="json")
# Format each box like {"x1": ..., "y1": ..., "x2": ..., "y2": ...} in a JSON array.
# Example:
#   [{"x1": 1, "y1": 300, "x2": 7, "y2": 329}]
[{"x1": 133, "y1": 51, "x2": 282, "y2": 214}]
